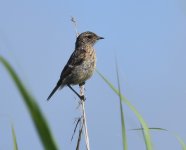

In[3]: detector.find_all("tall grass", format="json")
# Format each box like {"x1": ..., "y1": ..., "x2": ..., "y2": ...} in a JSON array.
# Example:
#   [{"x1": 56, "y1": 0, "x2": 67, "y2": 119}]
[
  {"x1": 116, "y1": 63, "x2": 128, "y2": 150},
  {"x1": 11, "y1": 124, "x2": 18, "y2": 150},
  {"x1": 97, "y1": 70, "x2": 152, "y2": 150},
  {"x1": 0, "y1": 56, "x2": 58, "y2": 150},
  {"x1": 1, "y1": 56, "x2": 186, "y2": 149}
]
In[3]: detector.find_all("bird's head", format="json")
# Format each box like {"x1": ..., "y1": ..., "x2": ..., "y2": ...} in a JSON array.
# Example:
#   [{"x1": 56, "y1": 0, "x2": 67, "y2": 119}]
[{"x1": 76, "y1": 31, "x2": 104, "y2": 46}]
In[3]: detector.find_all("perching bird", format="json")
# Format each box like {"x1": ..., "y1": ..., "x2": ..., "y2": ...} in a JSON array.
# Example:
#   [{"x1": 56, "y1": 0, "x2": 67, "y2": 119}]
[{"x1": 47, "y1": 31, "x2": 104, "y2": 100}]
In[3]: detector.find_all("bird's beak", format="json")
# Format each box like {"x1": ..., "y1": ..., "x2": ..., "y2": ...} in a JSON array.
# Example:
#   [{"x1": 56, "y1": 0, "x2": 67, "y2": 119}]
[{"x1": 97, "y1": 36, "x2": 104, "y2": 40}]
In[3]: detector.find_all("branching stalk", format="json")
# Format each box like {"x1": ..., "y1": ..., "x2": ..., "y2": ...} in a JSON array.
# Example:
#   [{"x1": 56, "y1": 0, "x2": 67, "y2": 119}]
[
  {"x1": 71, "y1": 17, "x2": 90, "y2": 150},
  {"x1": 80, "y1": 85, "x2": 90, "y2": 150}
]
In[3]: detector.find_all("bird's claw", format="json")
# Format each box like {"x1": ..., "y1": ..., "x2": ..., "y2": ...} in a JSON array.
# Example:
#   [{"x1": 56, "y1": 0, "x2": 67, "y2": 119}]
[{"x1": 80, "y1": 95, "x2": 86, "y2": 101}]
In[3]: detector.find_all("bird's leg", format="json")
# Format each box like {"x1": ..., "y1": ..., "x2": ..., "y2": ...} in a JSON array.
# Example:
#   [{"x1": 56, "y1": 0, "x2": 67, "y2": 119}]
[
  {"x1": 67, "y1": 85, "x2": 85, "y2": 100},
  {"x1": 79, "y1": 82, "x2": 86, "y2": 101},
  {"x1": 79, "y1": 82, "x2": 85, "y2": 86}
]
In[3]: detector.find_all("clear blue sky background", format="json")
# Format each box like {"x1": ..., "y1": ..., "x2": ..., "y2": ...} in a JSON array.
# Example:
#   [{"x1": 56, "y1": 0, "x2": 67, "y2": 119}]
[{"x1": 0, "y1": 0, "x2": 186, "y2": 149}]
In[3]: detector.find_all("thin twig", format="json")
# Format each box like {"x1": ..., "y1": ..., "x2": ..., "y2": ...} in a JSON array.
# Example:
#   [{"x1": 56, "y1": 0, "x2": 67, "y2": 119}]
[
  {"x1": 71, "y1": 17, "x2": 90, "y2": 150},
  {"x1": 76, "y1": 125, "x2": 83, "y2": 150},
  {"x1": 71, "y1": 17, "x2": 79, "y2": 37},
  {"x1": 80, "y1": 84, "x2": 90, "y2": 150},
  {"x1": 71, "y1": 117, "x2": 81, "y2": 141}
]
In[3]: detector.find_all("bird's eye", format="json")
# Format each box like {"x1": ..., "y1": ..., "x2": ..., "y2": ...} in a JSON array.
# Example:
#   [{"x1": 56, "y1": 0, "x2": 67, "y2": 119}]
[{"x1": 87, "y1": 35, "x2": 92, "y2": 39}]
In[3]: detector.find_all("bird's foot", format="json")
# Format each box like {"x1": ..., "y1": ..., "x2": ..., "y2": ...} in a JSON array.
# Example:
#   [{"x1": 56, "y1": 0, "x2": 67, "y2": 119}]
[
  {"x1": 79, "y1": 82, "x2": 85, "y2": 86},
  {"x1": 79, "y1": 95, "x2": 86, "y2": 101}
]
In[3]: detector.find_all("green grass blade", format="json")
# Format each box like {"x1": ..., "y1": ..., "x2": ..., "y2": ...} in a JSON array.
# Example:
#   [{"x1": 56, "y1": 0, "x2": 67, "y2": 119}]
[
  {"x1": 131, "y1": 127, "x2": 167, "y2": 131},
  {"x1": 119, "y1": 100, "x2": 127, "y2": 150},
  {"x1": 0, "y1": 56, "x2": 58, "y2": 150},
  {"x1": 11, "y1": 124, "x2": 18, "y2": 150},
  {"x1": 116, "y1": 64, "x2": 128, "y2": 150},
  {"x1": 97, "y1": 70, "x2": 152, "y2": 150},
  {"x1": 175, "y1": 135, "x2": 186, "y2": 150},
  {"x1": 132, "y1": 127, "x2": 186, "y2": 150}
]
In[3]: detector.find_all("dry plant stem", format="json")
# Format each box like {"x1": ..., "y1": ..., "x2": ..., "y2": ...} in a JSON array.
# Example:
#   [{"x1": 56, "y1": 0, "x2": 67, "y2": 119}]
[
  {"x1": 80, "y1": 85, "x2": 90, "y2": 150},
  {"x1": 76, "y1": 124, "x2": 83, "y2": 150},
  {"x1": 71, "y1": 17, "x2": 79, "y2": 37},
  {"x1": 71, "y1": 117, "x2": 81, "y2": 141},
  {"x1": 71, "y1": 17, "x2": 90, "y2": 150}
]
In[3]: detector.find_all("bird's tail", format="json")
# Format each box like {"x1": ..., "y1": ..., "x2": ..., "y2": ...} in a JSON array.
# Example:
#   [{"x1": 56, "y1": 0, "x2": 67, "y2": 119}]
[{"x1": 47, "y1": 81, "x2": 63, "y2": 101}]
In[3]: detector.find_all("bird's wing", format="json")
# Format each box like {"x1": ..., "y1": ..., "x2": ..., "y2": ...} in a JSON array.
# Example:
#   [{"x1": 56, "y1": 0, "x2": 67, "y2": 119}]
[
  {"x1": 47, "y1": 81, "x2": 61, "y2": 100},
  {"x1": 47, "y1": 49, "x2": 85, "y2": 100},
  {"x1": 60, "y1": 48, "x2": 86, "y2": 81}
]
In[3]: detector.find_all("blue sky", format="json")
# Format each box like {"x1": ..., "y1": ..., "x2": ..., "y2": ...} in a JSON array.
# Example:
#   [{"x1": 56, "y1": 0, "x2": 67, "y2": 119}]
[{"x1": 0, "y1": 0, "x2": 186, "y2": 149}]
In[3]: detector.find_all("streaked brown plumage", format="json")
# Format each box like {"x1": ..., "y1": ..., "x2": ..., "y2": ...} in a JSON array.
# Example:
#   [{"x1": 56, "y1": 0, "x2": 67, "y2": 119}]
[{"x1": 47, "y1": 31, "x2": 104, "y2": 100}]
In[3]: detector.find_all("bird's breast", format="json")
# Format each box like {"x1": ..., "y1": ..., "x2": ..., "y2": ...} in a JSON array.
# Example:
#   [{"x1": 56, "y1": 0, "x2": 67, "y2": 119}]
[
  {"x1": 70, "y1": 48, "x2": 96, "y2": 85},
  {"x1": 82, "y1": 48, "x2": 96, "y2": 75}
]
